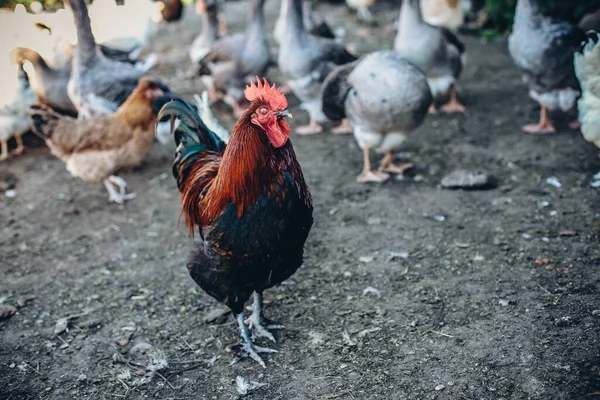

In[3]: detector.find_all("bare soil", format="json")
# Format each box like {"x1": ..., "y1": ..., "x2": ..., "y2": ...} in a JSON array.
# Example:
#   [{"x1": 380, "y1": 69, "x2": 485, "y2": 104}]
[{"x1": 1, "y1": 2, "x2": 600, "y2": 399}]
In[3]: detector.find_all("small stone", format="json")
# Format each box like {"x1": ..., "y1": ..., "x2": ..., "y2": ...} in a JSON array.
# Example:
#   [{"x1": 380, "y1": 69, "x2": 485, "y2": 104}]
[
  {"x1": 5, "y1": 189, "x2": 16, "y2": 198},
  {"x1": 541, "y1": 237, "x2": 550, "y2": 243},
  {"x1": 540, "y1": 201, "x2": 550, "y2": 207},
  {"x1": 0, "y1": 304, "x2": 17, "y2": 320},
  {"x1": 362, "y1": 287, "x2": 381, "y2": 298},
  {"x1": 546, "y1": 177, "x2": 562, "y2": 188},
  {"x1": 367, "y1": 217, "x2": 381, "y2": 225},
  {"x1": 343, "y1": 271, "x2": 352, "y2": 278},
  {"x1": 54, "y1": 318, "x2": 69, "y2": 334},
  {"x1": 591, "y1": 310, "x2": 600, "y2": 317},
  {"x1": 359, "y1": 255, "x2": 374, "y2": 263},
  {"x1": 77, "y1": 374, "x2": 87, "y2": 382},
  {"x1": 433, "y1": 215, "x2": 446, "y2": 222},
  {"x1": 435, "y1": 384, "x2": 445, "y2": 391},
  {"x1": 441, "y1": 170, "x2": 496, "y2": 190},
  {"x1": 559, "y1": 230, "x2": 576, "y2": 237},
  {"x1": 129, "y1": 342, "x2": 152, "y2": 354},
  {"x1": 16, "y1": 296, "x2": 35, "y2": 307},
  {"x1": 115, "y1": 331, "x2": 133, "y2": 346},
  {"x1": 388, "y1": 251, "x2": 409, "y2": 261},
  {"x1": 499, "y1": 299, "x2": 510, "y2": 307}
]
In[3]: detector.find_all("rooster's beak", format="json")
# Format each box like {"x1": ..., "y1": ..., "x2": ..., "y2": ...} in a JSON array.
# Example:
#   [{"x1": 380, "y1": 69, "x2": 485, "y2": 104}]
[{"x1": 276, "y1": 109, "x2": 292, "y2": 119}]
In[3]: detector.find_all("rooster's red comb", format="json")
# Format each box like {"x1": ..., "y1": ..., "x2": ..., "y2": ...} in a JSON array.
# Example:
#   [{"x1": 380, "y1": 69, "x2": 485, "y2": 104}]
[{"x1": 244, "y1": 77, "x2": 288, "y2": 110}]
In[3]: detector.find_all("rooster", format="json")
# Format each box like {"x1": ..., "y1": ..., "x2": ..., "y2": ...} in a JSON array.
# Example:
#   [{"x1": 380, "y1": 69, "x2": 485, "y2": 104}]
[
  {"x1": 158, "y1": 78, "x2": 313, "y2": 367},
  {"x1": 30, "y1": 77, "x2": 165, "y2": 204}
]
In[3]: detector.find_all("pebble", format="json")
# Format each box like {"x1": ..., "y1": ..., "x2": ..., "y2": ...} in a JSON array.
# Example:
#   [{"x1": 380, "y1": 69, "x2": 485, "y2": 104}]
[
  {"x1": 546, "y1": 177, "x2": 562, "y2": 188},
  {"x1": 0, "y1": 304, "x2": 17, "y2": 320},
  {"x1": 388, "y1": 251, "x2": 409, "y2": 261},
  {"x1": 441, "y1": 170, "x2": 496, "y2": 190},
  {"x1": 362, "y1": 286, "x2": 381, "y2": 298},
  {"x1": 5, "y1": 189, "x2": 16, "y2": 198},
  {"x1": 435, "y1": 384, "x2": 445, "y2": 391},
  {"x1": 130, "y1": 342, "x2": 152, "y2": 354},
  {"x1": 591, "y1": 310, "x2": 600, "y2": 317},
  {"x1": 54, "y1": 318, "x2": 69, "y2": 335},
  {"x1": 522, "y1": 233, "x2": 532, "y2": 240},
  {"x1": 499, "y1": 299, "x2": 510, "y2": 307}
]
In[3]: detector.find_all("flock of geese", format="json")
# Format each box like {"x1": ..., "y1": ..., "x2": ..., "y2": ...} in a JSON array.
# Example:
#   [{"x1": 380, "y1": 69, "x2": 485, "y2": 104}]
[{"x1": 1, "y1": 0, "x2": 600, "y2": 198}]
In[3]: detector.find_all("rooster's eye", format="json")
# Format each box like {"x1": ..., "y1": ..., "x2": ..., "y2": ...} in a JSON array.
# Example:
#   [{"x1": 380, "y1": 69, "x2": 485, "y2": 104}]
[{"x1": 259, "y1": 107, "x2": 267, "y2": 115}]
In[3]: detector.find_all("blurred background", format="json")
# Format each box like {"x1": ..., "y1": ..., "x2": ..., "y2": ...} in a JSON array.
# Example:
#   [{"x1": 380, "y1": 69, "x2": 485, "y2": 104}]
[{"x1": 1, "y1": 0, "x2": 599, "y2": 36}]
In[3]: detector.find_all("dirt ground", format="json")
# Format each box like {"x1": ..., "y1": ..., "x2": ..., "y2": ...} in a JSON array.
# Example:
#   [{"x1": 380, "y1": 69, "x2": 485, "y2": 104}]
[{"x1": 2, "y1": 1, "x2": 600, "y2": 399}]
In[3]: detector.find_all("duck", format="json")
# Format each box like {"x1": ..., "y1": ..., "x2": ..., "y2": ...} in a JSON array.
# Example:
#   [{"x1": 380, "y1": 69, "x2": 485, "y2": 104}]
[
  {"x1": 394, "y1": 0, "x2": 466, "y2": 113},
  {"x1": 196, "y1": 0, "x2": 270, "y2": 117},
  {"x1": 0, "y1": 65, "x2": 36, "y2": 161},
  {"x1": 420, "y1": 0, "x2": 465, "y2": 31},
  {"x1": 65, "y1": 0, "x2": 169, "y2": 119},
  {"x1": 189, "y1": 0, "x2": 220, "y2": 63},
  {"x1": 274, "y1": 0, "x2": 336, "y2": 44},
  {"x1": 578, "y1": 8, "x2": 600, "y2": 33},
  {"x1": 346, "y1": 0, "x2": 377, "y2": 24},
  {"x1": 321, "y1": 51, "x2": 432, "y2": 183},
  {"x1": 278, "y1": 0, "x2": 357, "y2": 134},
  {"x1": 11, "y1": 47, "x2": 76, "y2": 115},
  {"x1": 574, "y1": 32, "x2": 600, "y2": 186},
  {"x1": 508, "y1": 0, "x2": 587, "y2": 134}
]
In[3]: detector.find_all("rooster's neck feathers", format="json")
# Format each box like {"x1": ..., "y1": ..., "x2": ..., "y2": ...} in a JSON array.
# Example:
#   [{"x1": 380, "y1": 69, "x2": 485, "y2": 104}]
[{"x1": 200, "y1": 104, "x2": 309, "y2": 224}]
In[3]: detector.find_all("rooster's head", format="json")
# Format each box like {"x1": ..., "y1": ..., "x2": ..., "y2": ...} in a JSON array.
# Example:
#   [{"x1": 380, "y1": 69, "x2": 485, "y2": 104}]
[{"x1": 244, "y1": 77, "x2": 292, "y2": 148}]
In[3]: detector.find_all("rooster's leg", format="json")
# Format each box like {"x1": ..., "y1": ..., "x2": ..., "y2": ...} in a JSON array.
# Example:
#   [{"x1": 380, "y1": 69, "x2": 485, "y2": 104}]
[
  {"x1": 357, "y1": 146, "x2": 390, "y2": 183},
  {"x1": 522, "y1": 105, "x2": 556, "y2": 135},
  {"x1": 232, "y1": 313, "x2": 277, "y2": 368},
  {"x1": 246, "y1": 292, "x2": 283, "y2": 343},
  {"x1": 378, "y1": 151, "x2": 413, "y2": 174},
  {"x1": 295, "y1": 120, "x2": 323, "y2": 135},
  {"x1": 331, "y1": 118, "x2": 353, "y2": 135},
  {"x1": 12, "y1": 134, "x2": 24, "y2": 155},
  {"x1": 0, "y1": 140, "x2": 8, "y2": 161},
  {"x1": 440, "y1": 85, "x2": 467, "y2": 114}
]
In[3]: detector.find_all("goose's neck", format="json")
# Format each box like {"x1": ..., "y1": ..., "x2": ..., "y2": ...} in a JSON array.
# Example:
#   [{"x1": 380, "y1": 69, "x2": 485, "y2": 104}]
[
  {"x1": 399, "y1": 0, "x2": 424, "y2": 29},
  {"x1": 202, "y1": 8, "x2": 219, "y2": 40},
  {"x1": 283, "y1": 0, "x2": 305, "y2": 36},
  {"x1": 247, "y1": 0, "x2": 266, "y2": 36},
  {"x1": 67, "y1": 0, "x2": 97, "y2": 65},
  {"x1": 515, "y1": 0, "x2": 540, "y2": 16}
]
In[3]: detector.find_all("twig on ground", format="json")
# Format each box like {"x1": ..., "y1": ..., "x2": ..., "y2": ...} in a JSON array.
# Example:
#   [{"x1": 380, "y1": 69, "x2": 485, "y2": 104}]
[
  {"x1": 166, "y1": 363, "x2": 204, "y2": 379},
  {"x1": 429, "y1": 329, "x2": 455, "y2": 338},
  {"x1": 536, "y1": 284, "x2": 553, "y2": 296},
  {"x1": 155, "y1": 371, "x2": 179, "y2": 390}
]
